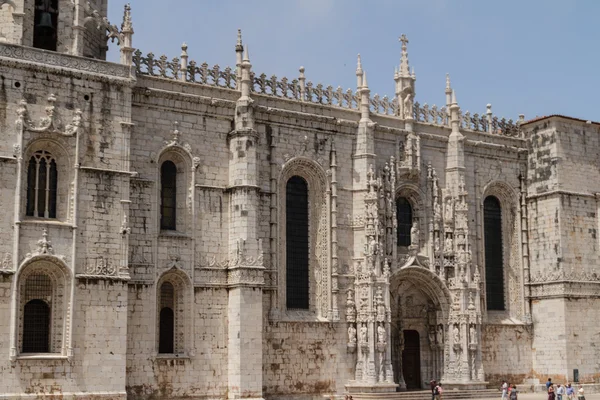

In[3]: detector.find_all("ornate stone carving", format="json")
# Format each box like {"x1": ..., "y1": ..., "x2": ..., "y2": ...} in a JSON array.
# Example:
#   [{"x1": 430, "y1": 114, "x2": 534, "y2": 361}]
[
  {"x1": 15, "y1": 95, "x2": 82, "y2": 136},
  {"x1": 85, "y1": 257, "x2": 117, "y2": 276},
  {"x1": 0, "y1": 253, "x2": 12, "y2": 270}
]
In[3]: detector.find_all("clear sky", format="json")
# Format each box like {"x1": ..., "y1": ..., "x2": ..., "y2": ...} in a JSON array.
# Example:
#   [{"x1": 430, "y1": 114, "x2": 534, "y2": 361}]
[{"x1": 107, "y1": 1, "x2": 600, "y2": 122}]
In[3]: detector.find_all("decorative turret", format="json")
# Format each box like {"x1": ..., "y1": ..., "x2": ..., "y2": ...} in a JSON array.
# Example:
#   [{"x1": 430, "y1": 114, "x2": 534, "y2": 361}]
[
  {"x1": 445, "y1": 74, "x2": 453, "y2": 109},
  {"x1": 119, "y1": 3, "x2": 134, "y2": 67}
]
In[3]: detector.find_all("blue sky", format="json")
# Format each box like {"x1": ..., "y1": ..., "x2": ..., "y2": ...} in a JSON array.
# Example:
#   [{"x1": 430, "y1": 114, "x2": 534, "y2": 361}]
[{"x1": 107, "y1": 1, "x2": 599, "y2": 122}]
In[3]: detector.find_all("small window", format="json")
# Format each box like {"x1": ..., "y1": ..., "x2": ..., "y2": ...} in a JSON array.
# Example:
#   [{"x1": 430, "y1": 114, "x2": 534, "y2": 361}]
[
  {"x1": 160, "y1": 161, "x2": 177, "y2": 230},
  {"x1": 396, "y1": 197, "x2": 412, "y2": 246},
  {"x1": 484, "y1": 196, "x2": 504, "y2": 310},
  {"x1": 22, "y1": 273, "x2": 52, "y2": 353},
  {"x1": 26, "y1": 151, "x2": 57, "y2": 219},
  {"x1": 158, "y1": 282, "x2": 175, "y2": 353},
  {"x1": 33, "y1": 0, "x2": 59, "y2": 51},
  {"x1": 286, "y1": 176, "x2": 309, "y2": 310}
]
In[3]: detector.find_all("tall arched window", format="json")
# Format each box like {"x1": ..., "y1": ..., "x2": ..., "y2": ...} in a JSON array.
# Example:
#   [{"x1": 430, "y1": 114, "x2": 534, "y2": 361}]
[
  {"x1": 26, "y1": 151, "x2": 57, "y2": 219},
  {"x1": 158, "y1": 282, "x2": 175, "y2": 354},
  {"x1": 396, "y1": 197, "x2": 413, "y2": 246},
  {"x1": 160, "y1": 161, "x2": 177, "y2": 230},
  {"x1": 286, "y1": 176, "x2": 309, "y2": 309},
  {"x1": 484, "y1": 196, "x2": 504, "y2": 310},
  {"x1": 33, "y1": 0, "x2": 59, "y2": 51},
  {"x1": 22, "y1": 273, "x2": 52, "y2": 353}
]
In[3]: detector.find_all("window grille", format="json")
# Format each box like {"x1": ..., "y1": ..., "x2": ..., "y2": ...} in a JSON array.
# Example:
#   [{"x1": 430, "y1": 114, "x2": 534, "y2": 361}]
[
  {"x1": 159, "y1": 282, "x2": 175, "y2": 353},
  {"x1": 160, "y1": 161, "x2": 177, "y2": 230},
  {"x1": 22, "y1": 273, "x2": 52, "y2": 353},
  {"x1": 33, "y1": 0, "x2": 59, "y2": 51},
  {"x1": 396, "y1": 197, "x2": 413, "y2": 246},
  {"x1": 484, "y1": 196, "x2": 505, "y2": 310},
  {"x1": 26, "y1": 151, "x2": 57, "y2": 219},
  {"x1": 286, "y1": 176, "x2": 309, "y2": 309}
]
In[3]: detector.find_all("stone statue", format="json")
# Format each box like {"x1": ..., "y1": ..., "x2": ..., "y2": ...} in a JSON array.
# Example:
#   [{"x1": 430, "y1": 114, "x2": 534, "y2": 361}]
[
  {"x1": 470, "y1": 325, "x2": 477, "y2": 345},
  {"x1": 359, "y1": 324, "x2": 368, "y2": 344},
  {"x1": 445, "y1": 234, "x2": 453, "y2": 252},
  {"x1": 377, "y1": 325, "x2": 386, "y2": 345},
  {"x1": 453, "y1": 325, "x2": 460, "y2": 345},
  {"x1": 403, "y1": 93, "x2": 413, "y2": 119},
  {"x1": 428, "y1": 329, "x2": 435, "y2": 346},
  {"x1": 410, "y1": 221, "x2": 419, "y2": 247},
  {"x1": 437, "y1": 325, "x2": 444, "y2": 345},
  {"x1": 348, "y1": 325, "x2": 357, "y2": 345}
]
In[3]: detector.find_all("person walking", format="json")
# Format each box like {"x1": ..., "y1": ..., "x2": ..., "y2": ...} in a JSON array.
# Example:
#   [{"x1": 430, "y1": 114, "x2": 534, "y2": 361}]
[
  {"x1": 557, "y1": 384, "x2": 565, "y2": 400},
  {"x1": 501, "y1": 380, "x2": 509, "y2": 400},
  {"x1": 566, "y1": 384, "x2": 575, "y2": 400},
  {"x1": 509, "y1": 384, "x2": 518, "y2": 400},
  {"x1": 434, "y1": 382, "x2": 443, "y2": 400},
  {"x1": 577, "y1": 385, "x2": 585, "y2": 400},
  {"x1": 430, "y1": 380, "x2": 437, "y2": 400},
  {"x1": 548, "y1": 384, "x2": 556, "y2": 400}
]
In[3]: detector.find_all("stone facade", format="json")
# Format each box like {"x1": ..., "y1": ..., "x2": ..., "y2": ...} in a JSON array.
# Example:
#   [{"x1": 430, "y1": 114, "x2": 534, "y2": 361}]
[{"x1": 0, "y1": 2, "x2": 599, "y2": 399}]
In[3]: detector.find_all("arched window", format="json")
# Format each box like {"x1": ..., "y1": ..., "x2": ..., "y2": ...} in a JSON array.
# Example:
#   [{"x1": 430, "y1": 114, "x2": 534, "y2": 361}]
[
  {"x1": 22, "y1": 273, "x2": 52, "y2": 353},
  {"x1": 286, "y1": 176, "x2": 309, "y2": 309},
  {"x1": 158, "y1": 282, "x2": 175, "y2": 354},
  {"x1": 396, "y1": 197, "x2": 413, "y2": 246},
  {"x1": 33, "y1": 0, "x2": 58, "y2": 51},
  {"x1": 484, "y1": 196, "x2": 504, "y2": 310},
  {"x1": 160, "y1": 161, "x2": 177, "y2": 230},
  {"x1": 26, "y1": 151, "x2": 57, "y2": 219}
]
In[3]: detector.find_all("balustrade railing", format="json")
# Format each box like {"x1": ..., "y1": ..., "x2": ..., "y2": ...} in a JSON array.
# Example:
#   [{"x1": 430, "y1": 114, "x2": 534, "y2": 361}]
[{"x1": 132, "y1": 48, "x2": 521, "y2": 137}]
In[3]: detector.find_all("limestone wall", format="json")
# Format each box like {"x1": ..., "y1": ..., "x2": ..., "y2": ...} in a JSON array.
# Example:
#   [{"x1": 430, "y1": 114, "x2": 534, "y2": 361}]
[{"x1": 481, "y1": 323, "x2": 533, "y2": 385}]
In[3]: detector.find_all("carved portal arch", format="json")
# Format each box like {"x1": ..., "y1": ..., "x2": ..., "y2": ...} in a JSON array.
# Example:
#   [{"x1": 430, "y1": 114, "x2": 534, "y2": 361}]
[
  {"x1": 278, "y1": 156, "x2": 329, "y2": 319},
  {"x1": 480, "y1": 180, "x2": 521, "y2": 318},
  {"x1": 389, "y1": 266, "x2": 451, "y2": 388}
]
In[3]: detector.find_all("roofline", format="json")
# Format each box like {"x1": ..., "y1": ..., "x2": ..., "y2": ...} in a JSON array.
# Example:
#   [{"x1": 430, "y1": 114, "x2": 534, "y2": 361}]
[{"x1": 521, "y1": 114, "x2": 600, "y2": 126}]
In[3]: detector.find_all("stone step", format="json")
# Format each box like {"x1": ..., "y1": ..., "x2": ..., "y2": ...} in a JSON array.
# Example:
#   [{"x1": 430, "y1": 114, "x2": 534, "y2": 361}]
[{"x1": 349, "y1": 389, "x2": 501, "y2": 400}]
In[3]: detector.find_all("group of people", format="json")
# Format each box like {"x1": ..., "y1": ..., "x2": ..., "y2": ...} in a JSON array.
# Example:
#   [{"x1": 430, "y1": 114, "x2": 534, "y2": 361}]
[
  {"x1": 545, "y1": 378, "x2": 585, "y2": 400},
  {"x1": 500, "y1": 381, "x2": 519, "y2": 400},
  {"x1": 430, "y1": 380, "x2": 443, "y2": 400}
]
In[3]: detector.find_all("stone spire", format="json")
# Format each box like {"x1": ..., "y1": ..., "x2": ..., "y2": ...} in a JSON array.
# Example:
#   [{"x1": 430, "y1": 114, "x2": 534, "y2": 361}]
[
  {"x1": 394, "y1": 34, "x2": 416, "y2": 118},
  {"x1": 445, "y1": 73, "x2": 453, "y2": 109},
  {"x1": 356, "y1": 54, "x2": 364, "y2": 89},
  {"x1": 119, "y1": 4, "x2": 134, "y2": 66},
  {"x1": 235, "y1": 29, "x2": 244, "y2": 89},
  {"x1": 399, "y1": 34, "x2": 411, "y2": 77}
]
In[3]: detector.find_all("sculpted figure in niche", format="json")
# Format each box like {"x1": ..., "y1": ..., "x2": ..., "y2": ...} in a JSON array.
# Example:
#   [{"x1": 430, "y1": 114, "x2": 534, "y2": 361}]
[
  {"x1": 470, "y1": 325, "x2": 477, "y2": 345},
  {"x1": 348, "y1": 325, "x2": 357, "y2": 344},
  {"x1": 410, "y1": 221, "x2": 419, "y2": 247},
  {"x1": 437, "y1": 325, "x2": 444, "y2": 345},
  {"x1": 403, "y1": 93, "x2": 413, "y2": 119},
  {"x1": 360, "y1": 324, "x2": 368, "y2": 344},
  {"x1": 428, "y1": 329, "x2": 435, "y2": 346},
  {"x1": 377, "y1": 325, "x2": 386, "y2": 345},
  {"x1": 453, "y1": 325, "x2": 460, "y2": 345}
]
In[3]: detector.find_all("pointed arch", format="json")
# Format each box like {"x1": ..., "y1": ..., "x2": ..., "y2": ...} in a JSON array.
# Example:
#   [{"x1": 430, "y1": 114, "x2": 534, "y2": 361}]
[
  {"x1": 157, "y1": 145, "x2": 194, "y2": 234},
  {"x1": 278, "y1": 157, "x2": 329, "y2": 318},
  {"x1": 395, "y1": 183, "x2": 426, "y2": 249},
  {"x1": 480, "y1": 180, "x2": 520, "y2": 316},
  {"x1": 156, "y1": 267, "x2": 192, "y2": 355}
]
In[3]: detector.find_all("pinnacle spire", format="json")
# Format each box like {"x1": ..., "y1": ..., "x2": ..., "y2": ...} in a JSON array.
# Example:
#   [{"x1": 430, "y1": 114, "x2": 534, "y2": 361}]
[
  {"x1": 399, "y1": 33, "x2": 410, "y2": 77},
  {"x1": 243, "y1": 45, "x2": 250, "y2": 63},
  {"x1": 356, "y1": 53, "x2": 363, "y2": 74},
  {"x1": 236, "y1": 29, "x2": 243, "y2": 52},
  {"x1": 446, "y1": 73, "x2": 451, "y2": 91},
  {"x1": 362, "y1": 70, "x2": 368, "y2": 89},
  {"x1": 451, "y1": 89, "x2": 457, "y2": 105}
]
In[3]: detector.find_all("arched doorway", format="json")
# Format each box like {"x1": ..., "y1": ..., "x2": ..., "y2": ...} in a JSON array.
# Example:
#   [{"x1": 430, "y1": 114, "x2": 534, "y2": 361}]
[
  {"x1": 402, "y1": 330, "x2": 421, "y2": 390},
  {"x1": 390, "y1": 266, "x2": 451, "y2": 390}
]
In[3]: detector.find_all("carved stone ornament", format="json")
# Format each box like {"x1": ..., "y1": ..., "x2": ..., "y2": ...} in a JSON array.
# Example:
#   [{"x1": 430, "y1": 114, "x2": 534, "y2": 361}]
[
  {"x1": 83, "y1": 1, "x2": 121, "y2": 44},
  {"x1": 16, "y1": 95, "x2": 83, "y2": 136},
  {"x1": 85, "y1": 256, "x2": 117, "y2": 276},
  {"x1": 24, "y1": 228, "x2": 66, "y2": 262}
]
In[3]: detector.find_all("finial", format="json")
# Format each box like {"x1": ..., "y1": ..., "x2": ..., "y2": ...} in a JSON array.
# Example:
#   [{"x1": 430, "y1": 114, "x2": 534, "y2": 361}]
[
  {"x1": 486, "y1": 104, "x2": 492, "y2": 115},
  {"x1": 236, "y1": 29, "x2": 243, "y2": 52},
  {"x1": 399, "y1": 33, "x2": 410, "y2": 76},
  {"x1": 299, "y1": 66, "x2": 305, "y2": 78},
  {"x1": 243, "y1": 45, "x2": 250, "y2": 63},
  {"x1": 451, "y1": 90, "x2": 457, "y2": 105},
  {"x1": 181, "y1": 42, "x2": 188, "y2": 55},
  {"x1": 356, "y1": 53, "x2": 363, "y2": 74},
  {"x1": 121, "y1": 3, "x2": 132, "y2": 31},
  {"x1": 446, "y1": 73, "x2": 451, "y2": 90},
  {"x1": 362, "y1": 70, "x2": 369, "y2": 89}
]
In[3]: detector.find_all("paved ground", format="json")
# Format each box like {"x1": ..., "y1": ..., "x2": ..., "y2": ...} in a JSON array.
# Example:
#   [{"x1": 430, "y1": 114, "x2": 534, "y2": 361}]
[{"x1": 477, "y1": 395, "x2": 599, "y2": 400}]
